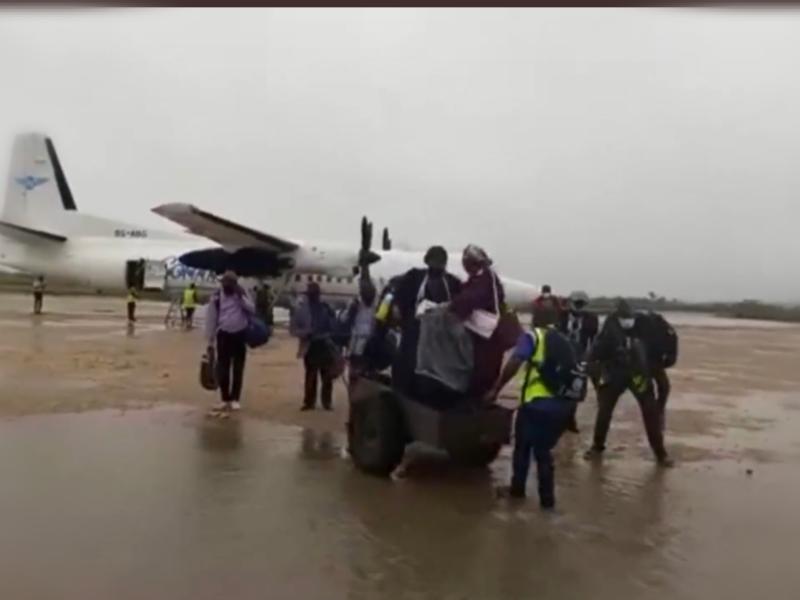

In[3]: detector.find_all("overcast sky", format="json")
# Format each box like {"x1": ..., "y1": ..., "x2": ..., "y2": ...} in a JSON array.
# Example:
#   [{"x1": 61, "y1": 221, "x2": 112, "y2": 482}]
[{"x1": 1, "y1": 8, "x2": 798, "y2": 301}]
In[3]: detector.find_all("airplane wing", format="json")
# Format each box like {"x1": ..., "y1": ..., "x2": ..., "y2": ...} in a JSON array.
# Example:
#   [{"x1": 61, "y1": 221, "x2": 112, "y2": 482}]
[{"x1": 152, "y1": 203, "x2": 299, "y2": 253}]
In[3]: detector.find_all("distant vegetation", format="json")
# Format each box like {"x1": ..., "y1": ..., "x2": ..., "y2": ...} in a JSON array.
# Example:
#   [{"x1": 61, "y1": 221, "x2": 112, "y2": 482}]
[
  {"x1": 1, "y1": 273, "x2": 798, "y2": 323},
  {"x1": 590, "y1": 294, "x2": 800, "y2": 323}
]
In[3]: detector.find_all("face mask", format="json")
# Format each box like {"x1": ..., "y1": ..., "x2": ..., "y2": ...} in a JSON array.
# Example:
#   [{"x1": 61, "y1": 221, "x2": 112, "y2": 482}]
[
  {"x1": 541, "y1": 292, "x2": 552, "y2": 299},
  {"x1": 618, "y1": 317, "x2": 635, "y2": 330}
]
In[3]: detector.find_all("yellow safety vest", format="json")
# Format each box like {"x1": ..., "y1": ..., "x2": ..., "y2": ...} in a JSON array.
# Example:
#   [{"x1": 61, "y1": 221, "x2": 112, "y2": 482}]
[
  {"x1": 375, "y1": 291, "x2": 393, "y2": 323},
  {"x1": 521, "y1": 327, "x2": 554, "y2": 403},
  {"x1": 182, "y1": 288, "x2": 197, "y2": 308},
  {"x1": 127, "y1": 289, "x2": 137, "y2": 303}
]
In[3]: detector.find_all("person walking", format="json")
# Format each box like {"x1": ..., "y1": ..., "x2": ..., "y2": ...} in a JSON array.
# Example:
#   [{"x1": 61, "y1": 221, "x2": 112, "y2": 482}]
[
  {"x1": 583, "y1": 300, "x2": 674, "y2": 466},
  {"x1": 291, "y1": 282, "x2": 338, "y2": 411},
  {"x1": 486, "y1": 309, "x2": 579, "y2": 509},
  {"x1": 205, "y1": 271, "x2": 255, "y2": 412},
  {"x1": 127, "y1": 286, "x2": 139, "y2": 323},
  {"x1": 32, "y1": 275, "x2": 45, "y2": 315},
  {"x1": 557, "y1": 290, "x2": 599, "y2": 433},
  {"x1": 181, "y1": 282, "x2": 199, "y2": 329}
]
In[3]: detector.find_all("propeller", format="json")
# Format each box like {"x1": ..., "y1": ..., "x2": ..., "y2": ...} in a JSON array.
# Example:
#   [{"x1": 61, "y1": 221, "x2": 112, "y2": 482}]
[
  {"x1": 357, "y1": 216, "x2": 381, "y2": 282},
  {"x1": 382, "y1": 227, "x2": 391, "y2": 251}
]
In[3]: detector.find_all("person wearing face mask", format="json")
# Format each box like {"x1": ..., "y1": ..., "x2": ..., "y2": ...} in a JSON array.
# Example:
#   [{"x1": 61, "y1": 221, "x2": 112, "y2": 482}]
[
  {"x1": 391, "y1": 246, "x2": 462, "y2": 394},
  {"x1": 559, "y1": 291, "x2": 598, "y2": 357},
  {"x1": 532, "y1": 284, "x2": 563, "y2": 326},
  {"x1": 557, "y1": 291, "x2": 599, "y2": 433},
  {"x1": 205, "y1": 270, "x2": 256, "y2": 412},
  {"x1": 583, "y1": 299, "x2": 673, "y2": 467}
]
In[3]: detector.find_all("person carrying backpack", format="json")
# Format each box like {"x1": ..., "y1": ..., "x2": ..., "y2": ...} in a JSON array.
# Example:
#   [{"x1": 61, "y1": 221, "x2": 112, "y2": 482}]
[
  {"x1": 583, "y1": 300, "x2": 675, "y2": 466},
  {"x1": 485, "y1": 308, "x2": 586, "y2": 510},
  {"x1": 633, "y1": 310, "x2": 678, "y2": 432},
  {"x1": 205, "y1": 270, "x2": 255, "y2": 412}
]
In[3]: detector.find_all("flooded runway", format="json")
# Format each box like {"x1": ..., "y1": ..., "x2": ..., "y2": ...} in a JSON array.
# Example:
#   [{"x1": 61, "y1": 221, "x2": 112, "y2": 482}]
[{"x1": 1, "y1": 294, "x2": 800, "y2": 599}]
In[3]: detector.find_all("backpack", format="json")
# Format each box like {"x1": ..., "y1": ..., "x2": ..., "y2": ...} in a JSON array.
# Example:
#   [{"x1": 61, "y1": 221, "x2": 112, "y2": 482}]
[
  {"x1": 527, "y1": 328, "x2": 588, "y2": 402},
  {"x1": 213, "y1": 292, "x2": 272, "y2": 349},
  {"x1": 636, "y1": 312, "x2": 678, "y2": 369}
]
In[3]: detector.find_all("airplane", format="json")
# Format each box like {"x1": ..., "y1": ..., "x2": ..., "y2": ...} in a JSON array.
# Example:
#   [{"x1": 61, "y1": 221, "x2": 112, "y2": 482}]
[
  {"x1": 0, "y1": 133, "x2": 216, "y2": 295},
  {"x1": 152, "y1": 205, "x2": 541, "y2": 311},
  {"x1": 0, "y1": 132, "x2": 539, "y2": 312}
]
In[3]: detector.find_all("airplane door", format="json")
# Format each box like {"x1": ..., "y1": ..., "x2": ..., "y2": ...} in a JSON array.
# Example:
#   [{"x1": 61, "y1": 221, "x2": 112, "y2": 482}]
[
  {"x1": 125, "y1": 259, "x2": 145, "y2": 290},
  {"x1": 143, "y1": 259, "x2": 167, "y2": 291}
]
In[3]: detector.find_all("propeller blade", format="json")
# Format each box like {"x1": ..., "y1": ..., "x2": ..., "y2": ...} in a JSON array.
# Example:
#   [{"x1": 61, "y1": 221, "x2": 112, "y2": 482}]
[
  {"x1": 382, "y1": 227, "x2": 391, "y2": 251},
  {"x1": 360, "y1": 216, "x2": 373, "y2": 252}
]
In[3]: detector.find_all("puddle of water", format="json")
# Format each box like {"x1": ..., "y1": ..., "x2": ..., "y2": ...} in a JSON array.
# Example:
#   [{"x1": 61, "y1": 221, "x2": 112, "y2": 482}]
[{"x1": 1, "y1": 406, "x2": 799, "y2": 600}]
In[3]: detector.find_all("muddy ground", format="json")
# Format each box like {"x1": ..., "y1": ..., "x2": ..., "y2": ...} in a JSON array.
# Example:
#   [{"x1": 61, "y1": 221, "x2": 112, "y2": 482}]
[
  {"x1": 3, "y1": 294, "x2": 799, "y2": 464},
  {"x1": 2, "y1": 293, "x2": 800, "y2": 599}
]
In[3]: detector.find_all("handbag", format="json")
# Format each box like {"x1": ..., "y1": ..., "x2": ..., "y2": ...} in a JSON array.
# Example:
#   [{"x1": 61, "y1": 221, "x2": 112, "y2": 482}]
[
  {"x1": 199, "y1": 348, "x2": 218, "y2": 391},
  {"x1": 463, "y1": 271, "x2": 501, "y2": 339}
]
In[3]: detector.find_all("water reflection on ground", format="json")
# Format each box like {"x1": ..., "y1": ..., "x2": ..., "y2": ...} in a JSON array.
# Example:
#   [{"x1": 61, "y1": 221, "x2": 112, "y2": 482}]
[{"x1": 1, "y1": 405, "x2": 799, "y2": 600}]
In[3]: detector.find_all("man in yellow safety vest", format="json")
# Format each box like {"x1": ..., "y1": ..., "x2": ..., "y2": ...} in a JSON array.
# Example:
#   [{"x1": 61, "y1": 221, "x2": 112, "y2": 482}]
[
  {"x1": 127, "y1": 287, "x2": 138, "y2": 323},
  {"x1": 181, "y1": 283, "x2": 199, "y2": 329},
  {"x1": 486, "y1": 310, "x2": 581, "y2": 509}
]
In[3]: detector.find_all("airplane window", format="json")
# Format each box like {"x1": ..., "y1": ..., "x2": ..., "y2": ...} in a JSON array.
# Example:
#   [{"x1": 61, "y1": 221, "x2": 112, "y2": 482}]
[
  {"x1": 337, "y1": 278, "x2": 342, "y2": 284},
  {"x1": 326, "y1": 276, "x2": 332, "y2": 283},
  {"x1": 306, "y1": 275, "x2": 313, "y2": 282},
  {"x1": 295, "y1": 274, "x2": 301, "y2": 282}
]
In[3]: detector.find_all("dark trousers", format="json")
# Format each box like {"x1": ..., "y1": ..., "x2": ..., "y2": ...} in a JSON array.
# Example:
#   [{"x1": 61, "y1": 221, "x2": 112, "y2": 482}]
[
  {"x1": 512, "y1": 398, "x2": 575, "y2": 508},
  {"x1": 217, "y1": 330, "x2": 247, "y2": 402},
  {"x1": 304, "y1": 340, "x2": 333, "y2": 409},
  {"x1": 591, "y1": 377, "x2": 668, "y2": 460},
  {"x1": 652, "y1": 367, "x2": 671, "y2": 431},
  {"x1": 127, "y1": 302, "x2": 136, "y2": 321},
  {"x1": 184, "y1": 307, "x2": 195, "y2": 328},
  {"x1": 33, "y1": 292, "x2": 43, "y2": 314}
]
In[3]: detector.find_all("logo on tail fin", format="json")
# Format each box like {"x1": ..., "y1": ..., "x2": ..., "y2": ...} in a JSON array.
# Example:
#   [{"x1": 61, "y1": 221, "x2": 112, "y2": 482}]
[{"x1": 15, "y1": 175, "x2": 49, "y2": 192}]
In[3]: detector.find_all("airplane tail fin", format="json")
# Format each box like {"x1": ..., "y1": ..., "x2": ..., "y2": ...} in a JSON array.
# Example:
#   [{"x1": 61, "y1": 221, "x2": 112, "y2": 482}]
[{"x1": 2, "y1": 133, "x2": 77, "y2": 228}]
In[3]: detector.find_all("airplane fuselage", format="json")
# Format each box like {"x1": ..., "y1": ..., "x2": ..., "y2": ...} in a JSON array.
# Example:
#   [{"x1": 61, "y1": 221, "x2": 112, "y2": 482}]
[{"x1": 0, "y1": 229, "x2": 537, "y2": 312}]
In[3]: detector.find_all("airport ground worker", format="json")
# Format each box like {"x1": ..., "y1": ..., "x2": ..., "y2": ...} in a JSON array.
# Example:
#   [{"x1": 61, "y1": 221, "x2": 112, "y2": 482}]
[
  {"x1": 127, "y1": 286, "x2": 139, "y2": 323},
  {"x1": 583, "y1": 300, "x2": 674, "y2": 466},
  {"x1": 205, "y1": 271, "x2": 255, "y2": 412},
  {"x1": 255, "y1": 283, "x2": 274, "y2": 327},
  {"x1": 486, "y1": 308, "x2": 579, "y2": 509},
  {"x1": 181, "y1": 282, "x2": 199, "y2": 329},
  {"x1": 291, "y1": 282, "x2": 338, "y2": 411},
  {"x1": 32, "y1": 275, "x2": 45, "y2": 315}
]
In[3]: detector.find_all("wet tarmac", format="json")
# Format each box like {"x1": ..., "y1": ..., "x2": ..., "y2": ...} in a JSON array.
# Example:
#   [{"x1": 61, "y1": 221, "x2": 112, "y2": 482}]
[{"x1": 1, "y1": 294, "x2": 800, "y2": 599}]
